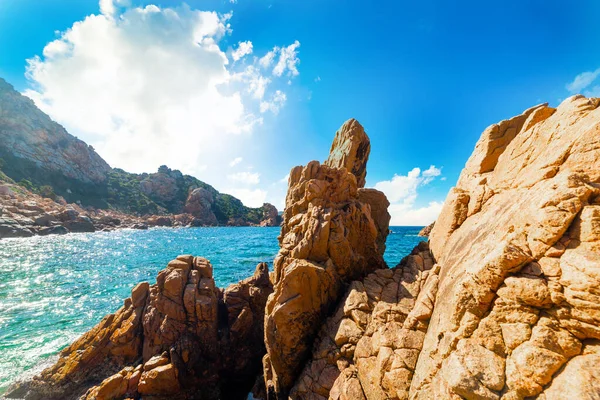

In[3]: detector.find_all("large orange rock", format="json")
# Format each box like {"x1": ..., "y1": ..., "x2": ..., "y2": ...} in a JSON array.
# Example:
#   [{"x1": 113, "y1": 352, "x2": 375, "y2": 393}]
[
  {"x1": 13, "y1": 257, "x2": 273, "y2": 400},
  {"x1": 280, "y1": 95, "x2": 600, "y2": 400},
  {"x1": 290, "y1": 242, "x2": 436, "y2": 400},
  {"x1": 411, "y1": 95, "x2": 600, "y2": 399},
  {"x1": 263, "y1": 120, "x2": 390, "y2": 398}
]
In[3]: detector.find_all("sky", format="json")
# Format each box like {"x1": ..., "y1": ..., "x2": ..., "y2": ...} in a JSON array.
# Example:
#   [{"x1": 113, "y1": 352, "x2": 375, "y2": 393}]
[{"x1": 1, "y1": 0, "x2": 599, "y2": 225}]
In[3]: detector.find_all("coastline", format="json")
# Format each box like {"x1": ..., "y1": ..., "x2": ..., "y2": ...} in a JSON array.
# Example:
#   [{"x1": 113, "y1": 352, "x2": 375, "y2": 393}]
[{"x1": 0, "y1": 180, "x2": 281, "y2": 240}]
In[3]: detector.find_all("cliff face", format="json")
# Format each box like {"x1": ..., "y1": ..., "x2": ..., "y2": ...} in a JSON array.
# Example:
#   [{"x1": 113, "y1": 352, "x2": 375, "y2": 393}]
[
  {"x1": 288, "y1": 95, "x2": 600, "y2": 400},
  {"x1": 412, "y1": 95, "x2": 600, "y2": 399},
  {"x1": 0, "y1": 78, "x2": 112, "y2": 207}
]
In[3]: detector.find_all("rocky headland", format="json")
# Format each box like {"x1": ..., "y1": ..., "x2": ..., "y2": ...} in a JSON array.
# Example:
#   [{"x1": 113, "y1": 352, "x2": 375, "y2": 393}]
[
  {"x1": 0, "y1": 77, "x2": 281, "y2": 239},
  {"x1": 8, "y1": 94, "x2": 600, "y2": 399}
]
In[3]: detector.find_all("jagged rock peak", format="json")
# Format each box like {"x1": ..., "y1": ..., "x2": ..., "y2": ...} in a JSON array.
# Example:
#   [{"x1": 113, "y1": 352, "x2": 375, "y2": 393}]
[
  {"x1": 262, "y1": 119, "x2": 389, "y2": 398},
  {"x1": 324, "y1": 118, "x2": 371, "y2": 188}
]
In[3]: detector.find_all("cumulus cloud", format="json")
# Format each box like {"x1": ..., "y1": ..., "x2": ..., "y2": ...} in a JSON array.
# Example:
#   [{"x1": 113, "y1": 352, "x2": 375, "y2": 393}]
[
  {"x1": 374, "y1": 166, "x2": 443, "y2": 226},
  {"x1": 23, "y1": 0, "x2": 300, "y2": 193},
  {"x1": 387, "y1": 201, "x2": 444, "y2": 227},
  {"x1": 231, "y1": 40, "x2": 253, "y2": 61},
  {"x1": 229, "y1": 157, "x2": 243, "y2": 167},
  {"x1": 227, "y1": 171, "x2": 260, "y2": 185}
]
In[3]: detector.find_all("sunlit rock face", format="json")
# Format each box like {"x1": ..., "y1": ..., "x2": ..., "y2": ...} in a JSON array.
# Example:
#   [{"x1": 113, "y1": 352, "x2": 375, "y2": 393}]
[
  {"x1": 9, "y1": 257, "x2": 273, "y2": 400},
  {"x1": 262, "y1": 119, "x2": 390, "y2": 398},
  {"x1": 277, "y1": 96, "x2": 600, "y2": 400}
]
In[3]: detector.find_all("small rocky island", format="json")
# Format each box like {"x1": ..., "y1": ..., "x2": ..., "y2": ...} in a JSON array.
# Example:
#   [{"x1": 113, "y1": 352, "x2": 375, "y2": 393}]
[{"x1": 8, "y1": 95, "x2": 600, "y2": 399}]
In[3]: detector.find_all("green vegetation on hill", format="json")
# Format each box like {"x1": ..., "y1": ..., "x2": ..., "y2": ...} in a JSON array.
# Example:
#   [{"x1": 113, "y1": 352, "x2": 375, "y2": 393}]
[
  {"x1": 0, "y1": 76, "x2": 277, "y2": 224},
  {"x1": 0, "y1": 159, "x2": 273, "y2": 224}
]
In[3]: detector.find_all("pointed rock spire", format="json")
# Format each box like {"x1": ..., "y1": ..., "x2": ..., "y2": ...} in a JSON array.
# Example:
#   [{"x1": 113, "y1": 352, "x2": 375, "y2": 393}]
[{"x1": 324, "y1": 118, "x2": 370, "y2": 188}]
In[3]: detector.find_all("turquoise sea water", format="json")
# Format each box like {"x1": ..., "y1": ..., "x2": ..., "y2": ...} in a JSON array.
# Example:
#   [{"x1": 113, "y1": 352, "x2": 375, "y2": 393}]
[{"x1": 0, "y1": 226, "x2": 424, "y2": 393}]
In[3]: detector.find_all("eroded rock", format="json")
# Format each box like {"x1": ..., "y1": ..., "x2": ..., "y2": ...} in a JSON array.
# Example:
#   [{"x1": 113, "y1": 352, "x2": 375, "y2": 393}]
[
  {"x1": 11, "y1": 257, "x2": 273, "y2": 400},
  {"x1": 263, "y1": 119, "x2": 390, "y2": 398}
]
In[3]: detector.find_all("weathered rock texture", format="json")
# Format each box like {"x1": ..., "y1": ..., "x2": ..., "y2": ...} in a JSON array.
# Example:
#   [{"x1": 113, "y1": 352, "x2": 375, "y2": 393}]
[
  {"x1": 324, "y1": 118, "x2": 371, "y2": 188},
  {"x1": 270, "y1": 96, "x2": 600, "y2": 400},
  {"x1": 11, "y1": 257, "x2": 273, "y2": 400},
  {"x1": 0, "y1": 78, "x2": 111, "y2": 185},
  {"x1": 184, "y1": 187, "x2": 219, "y2": 226},
  {"x1": 290, "y1": 242, "x2": 436, "y2": 400},
  {"x1": 411, "y1": 95, "x2": 600, "y2": 400},
  {"x1": 263, "y1": 119, "x2": 390, "y2": 398}
]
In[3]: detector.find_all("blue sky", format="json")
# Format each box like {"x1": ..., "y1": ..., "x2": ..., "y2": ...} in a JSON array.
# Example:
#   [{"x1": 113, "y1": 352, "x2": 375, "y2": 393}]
[{"x1": 1, "y1": 0, "x2": 599, "y2": 224}]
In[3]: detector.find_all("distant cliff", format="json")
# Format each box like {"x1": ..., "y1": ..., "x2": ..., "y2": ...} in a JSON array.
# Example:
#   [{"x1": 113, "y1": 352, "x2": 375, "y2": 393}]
[{"x1": 0, "y1": 77, "x2": 279, "y2": 228}]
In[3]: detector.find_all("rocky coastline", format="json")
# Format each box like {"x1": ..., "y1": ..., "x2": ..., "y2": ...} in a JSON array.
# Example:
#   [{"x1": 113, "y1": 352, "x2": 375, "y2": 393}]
[
  {"x1": 8, "y1": 95, "x2": 600, "y2": 399},
  {"x1": 0, "y1": 180, "x2": 281, "y2": 240},
  {"x1": 0, "y1": 76, "x2": 281, "y2": 240}
]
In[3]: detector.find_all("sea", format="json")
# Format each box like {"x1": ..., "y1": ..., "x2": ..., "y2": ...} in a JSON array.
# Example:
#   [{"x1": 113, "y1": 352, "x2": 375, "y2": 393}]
[{"x1": 0, "y1": 226, "x2": 425, "y2": 393}]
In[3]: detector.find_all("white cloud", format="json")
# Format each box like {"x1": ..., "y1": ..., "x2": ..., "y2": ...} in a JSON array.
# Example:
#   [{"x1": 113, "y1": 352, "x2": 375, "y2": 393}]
[
  {"x1": 226, "y1": 188, "x2": 267, "y2": 208},
  {"x1": 584, "y1": 86, "x2": 600, "y2": 97},
  {"x1": 259, "y1": 51, "x2": 275, "y2": 68},
  {"x1": 259, "y1": 41, "x2": 301, "y2": 77},
  {"x1": 99, "y1": 0, "x2": 116, "y2": 16},
  {"x1": 260, "y1": 90, "x2": 286, "y2": 114},
  {"x1": 388, "y1": 201, "x2": 443, "y2": 226},
  {"x1": 231, "y1": 40, "x2": 253, "y2": 61},
  {"x1": 229, "y1": 157, "x2": 243, "y2": 167},
  {"x1": 566, "y1": 68, "x2": 600, "y2": 93},
  {"x1": 273, "y1": 40, "x2": 300, "y2": 77},
  {"x1": 374, "y1": 166, "x2": 441, "y2": 203},
  {"x1": 227, "y1": 171, "x2": 260, "y2": 185},
  {"x1": 374, "y1": 165, "x2": 443, "y2": 226},
  {"x1": 23, "y1": 1, "x2": 300, "y2": 187}
]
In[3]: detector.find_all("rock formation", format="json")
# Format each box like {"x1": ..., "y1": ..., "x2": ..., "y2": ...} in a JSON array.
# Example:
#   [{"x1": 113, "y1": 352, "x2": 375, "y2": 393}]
[
  {"x1": 325, "y1": 118, "x2": 371, "y2": 188},
  {"x1": 418, "y1": 222, "x2": 434, "y2": 237},
  {"x1": 290, "y1": 241, "x2": 436, "y2": 400},
  {"x1": 0, "y1": 78, "x2": 111, "y2": 186},
  {"x1": 0, "y1": 76, "x2": 279, "y2": 225},
  {"x1": 9, "y1": 96, "x2": 600, "y2": 400},
  {"x1": 262, "y1": 119, "x2": 391, "y2": 398},
  {"x1": 260, "y1": 203, "x2": 280, "y2": 227},
  {"x1": 10, "y1": 257, "x2": 273, "y2": 400},
  {"x1": 285, "y1": 95, "x2": 600, "y2": 399},
  {"x1": 410, "y1": 96, "x2": 600, "y2": 399},
  {"x1": 184, "y1": 187, "x2": 219, "y2": 226}
]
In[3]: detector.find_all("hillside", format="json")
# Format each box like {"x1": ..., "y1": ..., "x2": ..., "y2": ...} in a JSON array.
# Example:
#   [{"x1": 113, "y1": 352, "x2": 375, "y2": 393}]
[{"x1": 0, "y1": 77, "x2": 279, "y2": 228}]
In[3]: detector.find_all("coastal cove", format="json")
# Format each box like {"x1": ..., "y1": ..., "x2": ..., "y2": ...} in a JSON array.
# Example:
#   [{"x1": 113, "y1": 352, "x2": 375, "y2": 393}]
[{"x1": 0, "y1": 225, "x2": 425, "y2": 394}]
